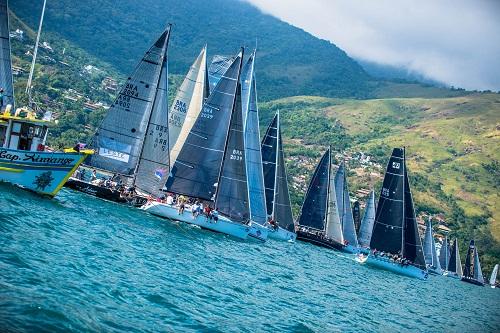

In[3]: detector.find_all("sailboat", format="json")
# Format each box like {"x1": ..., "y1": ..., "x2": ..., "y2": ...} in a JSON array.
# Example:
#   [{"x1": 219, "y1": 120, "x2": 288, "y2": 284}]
[
  {"x1": 296, "y1": 148, "x2": 346, "y2": 251},
  {"x1": 447, "y1": 238, "x2": 463, "y2": 279},
  {"x1": 0, "y1": 0, "x2": 91, "y2": 196},
  {"x1": 423, "y1": 217, "x2": 443, "y2": 275},
  {"x1": 168, "y1": 46, "x2": 209, "y2": 166},
  {"x1": 65, "y1": 26, "x2": 172, "y2": 204},
  {"x1": 366, "y1": 148, "x2": 428, "y2": 280},
  {"x1": 334, "y1": 162, "x2": 359, "y2": 253},
  {"x1": 142, "y1": 50, "x2": 252, "y2": 240},
  {"x1": 261, "y1": 111, "x2": 296, "y2": 241},
  {"x1": 489, "y1": 264, "x2": 498, "y2": 288},
  {"x1": 439, "y1": 235, "x2": 451, "y2": 275},
  {"x1": 358, "y1": 190, "x2": 376, "y2": 250},
  {"x1": 461, "y1": 240, "x2": 485, "y2": 286}
]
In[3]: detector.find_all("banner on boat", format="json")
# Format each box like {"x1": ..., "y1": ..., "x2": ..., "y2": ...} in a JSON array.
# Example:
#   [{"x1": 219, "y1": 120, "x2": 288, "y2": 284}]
[{"x1": 98, "y1": 148, "x2": 130, "y2": 163}]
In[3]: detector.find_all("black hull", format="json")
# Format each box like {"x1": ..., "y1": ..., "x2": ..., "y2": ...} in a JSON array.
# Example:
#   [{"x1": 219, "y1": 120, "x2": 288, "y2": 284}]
[
  {"x1": 461, "y1": 277, "x2": 484, "y2": 286},
  {"x1": 64, "y1": 178, "x2": 147, "y2": 207},
  {"x1": 296, "y1": 230, "x2": 345, "y2": 251}
]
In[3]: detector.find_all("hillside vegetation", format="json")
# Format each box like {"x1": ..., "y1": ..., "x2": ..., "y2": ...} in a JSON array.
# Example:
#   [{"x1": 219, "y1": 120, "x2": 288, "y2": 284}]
[{"x1": 259, "y1": 94, "x2": 500, "y2": 271}]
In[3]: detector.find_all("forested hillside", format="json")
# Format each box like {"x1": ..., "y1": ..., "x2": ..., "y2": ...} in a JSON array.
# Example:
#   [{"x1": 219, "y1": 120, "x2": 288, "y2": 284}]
[{"x1": 10, "y1": 0, "x2": 373, "y2": 100}]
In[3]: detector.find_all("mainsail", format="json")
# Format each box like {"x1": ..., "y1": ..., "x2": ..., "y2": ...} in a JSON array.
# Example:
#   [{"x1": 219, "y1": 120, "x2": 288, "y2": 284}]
[
  {"x1": 463, "y1": 240, "x2": 484, "y2": 283},
  {"x1": 448, "y1": 238, "x2": 463, "y2": 277},
  {"x1": 370, "y1": 148, "x2": 426, "y2": 269},
  {"x1": 358, "y1": 190, "x2": 376, "y2": 248},
  {"x1": 169, "y1": 46, "x2": 209, "y2": 165},
  {"x1": 88, "y1": 28, "x2": 171, "y2": 176},
  {"x1": 262, "y1": 114, "x2": 279, "y2": 217},
  {"x1": 134, "y1": 26, "x2": 171, "y2": 196},
  {"x1": 490, "y1": 264, "x2": 498, "y2": 286},
  {"x1": 439, "y1": 235, "x2": 450, "y2": 270},
  {"x1": 297, "y1": 150, "x2": 330, "y2": 231},
  {"x1": 473, "y1": 247, "x2": 484, "y2": 284},
  {"x1": 215, "y1": 67, "x2": 249, "y2": 222},
  {"x1": 335, "y1": 163, "x2": 358, "y2": 247},
  {"x1": 166, "y1": 51, "x2": 242, "y2": 200},
  {"x1": 241, "y1": 53, "x2": 267, "y2": 224},
  {"x1": 0, "y1": 0, "x2": 14, "y2": 110},
  {"x1": 325, "y1": 151, "x2": 344, "y2": 243}
]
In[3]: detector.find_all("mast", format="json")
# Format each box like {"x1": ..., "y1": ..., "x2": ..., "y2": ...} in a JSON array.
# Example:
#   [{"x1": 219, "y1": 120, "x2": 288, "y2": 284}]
[{"x1": 25, "y1": 0, "x2": 47, "y2": 104}]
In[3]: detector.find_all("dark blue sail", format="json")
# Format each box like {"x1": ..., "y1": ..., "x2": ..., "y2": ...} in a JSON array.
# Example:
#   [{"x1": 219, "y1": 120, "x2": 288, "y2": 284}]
[
  {"x1": 208, "y1": 55, "x2": 236, "y2": 94},
  {"x1": 297, "y1": 149, "x2": 330, "y2": 231},
  {"x1": 215, "y1": 67, "x2": 249, "y2": 222},
  {"x1": 261, "y1": 114, "x2": 278, "y2": 217},
  {"x1": 166, "y1": 52, "x2": 242, "y2": 200},
  {"x1": 370, "y1": 148, "x2": 405, "y2": 253}
]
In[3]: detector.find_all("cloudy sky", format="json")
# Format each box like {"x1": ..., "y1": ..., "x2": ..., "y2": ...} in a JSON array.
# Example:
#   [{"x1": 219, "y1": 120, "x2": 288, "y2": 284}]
[{"x1": 246, "y1": 0, "x2": 500, "y2": 91}]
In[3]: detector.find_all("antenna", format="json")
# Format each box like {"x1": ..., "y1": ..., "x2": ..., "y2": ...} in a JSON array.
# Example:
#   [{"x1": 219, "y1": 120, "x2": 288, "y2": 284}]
[{"x1": 25, "y1": 0, "x2": 47, "y2": 105}]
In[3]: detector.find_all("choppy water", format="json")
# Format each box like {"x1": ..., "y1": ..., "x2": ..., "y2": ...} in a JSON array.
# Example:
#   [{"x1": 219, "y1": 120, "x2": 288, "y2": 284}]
[{"x1": 0, "y1": 184, "x2": 499, "y2": 332}]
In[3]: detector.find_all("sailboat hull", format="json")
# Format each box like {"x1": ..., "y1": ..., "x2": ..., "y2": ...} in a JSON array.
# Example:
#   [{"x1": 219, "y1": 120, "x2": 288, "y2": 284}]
[
  {"x1": 64, "y1": 178, "x2": 147, "y2": 207},
  {"x1": 366, "y1": 256, "x2": 429, "y2": 280},
  {"x1": 296, "y1": 230, "x2": 345, "y2": 251},
  {"x1": 0, "y1": 148, "x2": 89, "y2": 197},
  {"x1": 248, "y1": 223, "x2": 268, "y2": 242},
  {"x1": 267, "y1": 226, "x2": 296, "y2": 242},
  {"x1": 141, "y1": 201, "x2": 251, "y2": 240},
  {"x1": 461, "y1": 277, "x2": 484, "y2": 286}
]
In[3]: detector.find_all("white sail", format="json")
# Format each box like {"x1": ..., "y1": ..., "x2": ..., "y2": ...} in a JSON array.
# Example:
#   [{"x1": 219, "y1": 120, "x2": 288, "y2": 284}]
[
  {"x1": 456, "y1": 244, "x2": 463, "y2": 277},
  {"x1": 325, "y1": 158, "x2": 344, "y2": 243},
  {"x1": 431, "y1": 236, "x2": 442, "y2": 273},
  {"x1": 169, "y1": 46, "x2": 208, "y2": 164},
  {"x1": 335, "y1": 163, "x2": 358, "y2": 247},
  {"x1": 423, "y1": 218, "x2": 434, "y2": 266},
  {"x1": 358, "y1": 190, "x2": 375, "y2": 248},
  {"x1": 490, "y1": 264, "x2": 498, "y2": 286}
]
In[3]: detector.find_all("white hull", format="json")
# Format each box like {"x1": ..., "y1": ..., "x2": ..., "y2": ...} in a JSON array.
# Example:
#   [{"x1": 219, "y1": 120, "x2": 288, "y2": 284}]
[
  {"x1": 267, "y1": 226, "x2": 296, "y2": 242},
  {"x1": 0, "y1": 147, "x2": 88, "y2": 196},
  {"x1": 366, "y1": 256, "x2": 429, "y2": 280},
  {"x1": 141, "y1": 201, "x2": 251, "y2": 240}
]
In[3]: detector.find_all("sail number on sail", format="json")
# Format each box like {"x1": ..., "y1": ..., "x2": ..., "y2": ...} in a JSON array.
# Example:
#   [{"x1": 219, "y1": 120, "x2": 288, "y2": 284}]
[
  {"x1": 230, "y1": 149, "x2": 243, "y2": 161},
  {"x1": 168, "y1": 100, "x2": 187, "y2": 127},
  {"x1": 150, "y1": 124, "x2": 168, "y2": 151}
]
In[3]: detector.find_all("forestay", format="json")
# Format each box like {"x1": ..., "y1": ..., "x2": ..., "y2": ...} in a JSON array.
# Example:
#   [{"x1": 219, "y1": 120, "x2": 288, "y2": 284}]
[
  {"x1": 169, "y1": 47, "x2": 209, "y2": 165},
  {"x1": 358, "y1": 190, "x2": 376, "y2": 248},
  {"x1": 134, "y1": 26, "x2": 171, "y2": 196},
  {"x1": 0, "y1": 0, "x2": 14, "y2": 110},
  {"x1": 88, "y1": 29, "x2": 170, "y2": 176},
  {"x1": 297, "y1": 149, "x2": 330, "y2": 231},
  {"x1": 241, "y1": 54, "x2": 267, "y2": 225},
  {"x1": 166, "y1": 52, "x2": 242, "y2": 200},
  {"x1": 335, "y1": 163, "x2": 358, "y2": 247}
]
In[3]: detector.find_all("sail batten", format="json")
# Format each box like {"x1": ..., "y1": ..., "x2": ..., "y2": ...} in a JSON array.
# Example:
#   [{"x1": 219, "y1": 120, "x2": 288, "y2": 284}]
[{"x1": 166, "y1": 53, "x2": 242, "y2": 200}]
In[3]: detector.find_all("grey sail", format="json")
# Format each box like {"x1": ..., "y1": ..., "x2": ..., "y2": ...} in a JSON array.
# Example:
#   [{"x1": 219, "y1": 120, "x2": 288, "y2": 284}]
[
  {"x1": 473, "y1": 247, "x2": 484, "y2": 284},
  {"x1": 325, "y1": 151, "x2": 344, "y2": 243},
  {"x1": 0, "y1": 0, "x2": 14, "y2": 110},
  {"x1": 358, "y1": 190, "x2": 376, "y2": 248},
  {"x1": 490, "y1": 264, "x2": 498, "y2": 286},
  {"x1": 297, "y1": 149, "x2": 330, "y2": 231},
  {"x1": 423, "y1": 218, "x2": 434, "y2": 266},
  {"x1": 439, "y1": 235, "x2": 450, "y2": 270},
  {"x1": 88, "y1": 29, "x2": 170, "y2": 176},
  {"x1": 431, "y1": 235, "x2": 442, "y2": 272},
  {"x1": 274, "y1": 121, "x2": 295, "y2": 232},
  {"x1": 403, "y1": 162, "x2": 426, "y2": 269},
  {"x1": 215, "y1": 66, "x2": 249, "y2": 223},
  {"x1": 241, "y1": 53, "x2": 267, "y2": 225},
  {"x1": 166, "y1": 52, "x2": 242, "y2": 200},
  {"x1": 134, "y1": 26, "x2": 171, "y2": 196},
  {"x1": 261, "y1": 114, "x2": 278, "y2": 217},
  {"x1": 335, "y1": 163, "x2": 358, "y2": 247},
  {"x1": 169, "y1": 46, "x2": 209, "y2": 165},
  {"x1": 208, "y1": 55, "x2": 236, "y2": 94}
]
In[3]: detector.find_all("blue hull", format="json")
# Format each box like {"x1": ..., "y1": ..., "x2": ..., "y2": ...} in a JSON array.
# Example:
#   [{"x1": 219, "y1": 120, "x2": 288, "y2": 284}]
[{"x1": 366, "y1": 256, "x2": 428, "y2": 280}]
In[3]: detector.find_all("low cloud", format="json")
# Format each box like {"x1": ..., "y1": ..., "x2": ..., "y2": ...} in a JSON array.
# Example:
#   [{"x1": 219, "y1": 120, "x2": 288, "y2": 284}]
[{"x1": 246, "y1": 0, "x2": 500, "y2": 91}]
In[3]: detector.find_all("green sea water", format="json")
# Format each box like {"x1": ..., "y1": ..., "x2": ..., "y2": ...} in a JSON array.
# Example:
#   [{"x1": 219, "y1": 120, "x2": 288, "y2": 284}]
[{"x1": 0, "y1": 184, "x2": 498, "y2": 332}]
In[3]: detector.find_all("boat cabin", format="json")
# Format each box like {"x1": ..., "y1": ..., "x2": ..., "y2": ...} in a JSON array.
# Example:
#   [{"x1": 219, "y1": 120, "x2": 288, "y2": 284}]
[{"x1": 0, "y1": 105, "x2": 49, "y2": 152}]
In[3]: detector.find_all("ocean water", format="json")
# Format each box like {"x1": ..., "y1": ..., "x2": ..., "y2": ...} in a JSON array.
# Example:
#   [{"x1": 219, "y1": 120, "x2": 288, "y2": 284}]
[{"x1": 0, "y1": 184, "x2": 498, "y2": 333}]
